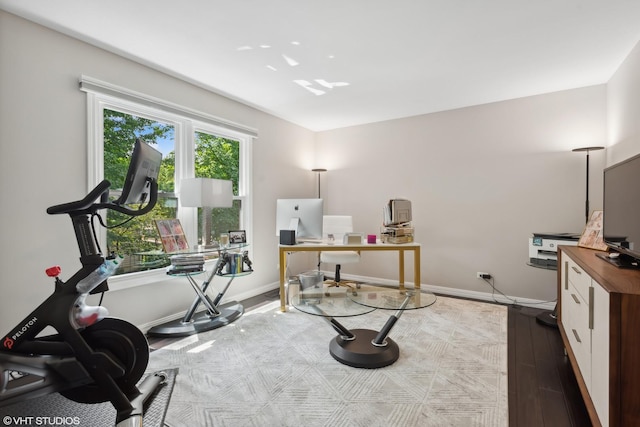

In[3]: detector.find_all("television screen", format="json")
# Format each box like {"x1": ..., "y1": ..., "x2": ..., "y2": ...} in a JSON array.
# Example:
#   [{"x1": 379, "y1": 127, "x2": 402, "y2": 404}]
[
  {"x1": 115, "y1": 139, "x2": 162, "y2": 206},
  {"x1": 602, "y1": 152, "x2": 640, "y2": 267}
]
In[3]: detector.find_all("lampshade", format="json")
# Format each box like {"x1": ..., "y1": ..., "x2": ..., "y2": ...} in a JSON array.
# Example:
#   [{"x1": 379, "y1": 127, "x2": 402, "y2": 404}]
[{"x1": 180, "y1": 178, "x2": 233, "y2": 208}]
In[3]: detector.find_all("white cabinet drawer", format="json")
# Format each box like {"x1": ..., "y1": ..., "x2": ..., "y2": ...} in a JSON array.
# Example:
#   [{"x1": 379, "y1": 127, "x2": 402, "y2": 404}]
[
  {"x1": 567, "y1": 256, "x2": 591, "y2": 302},
  {"x1": 565, "y1": 282, "x2": 591, "y2": 387}
]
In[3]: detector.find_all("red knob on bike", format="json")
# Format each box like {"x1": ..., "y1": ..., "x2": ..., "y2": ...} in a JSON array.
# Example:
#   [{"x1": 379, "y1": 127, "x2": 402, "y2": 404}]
[{"x1": 45, "y1": 266, "x2": 61, "y2": 277}]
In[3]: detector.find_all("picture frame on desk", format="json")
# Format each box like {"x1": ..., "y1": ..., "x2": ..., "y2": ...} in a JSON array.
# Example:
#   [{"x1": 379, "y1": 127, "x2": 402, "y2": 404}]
[
  {"x1": 578, "y1": 210, "x2": 607, "y2": 251},
  {"x1": 156, "y1": 219, "x2": 189, "y2": 252},
  {"x1": 229, "y1": 230, "x2": 246, "y2": 244}
]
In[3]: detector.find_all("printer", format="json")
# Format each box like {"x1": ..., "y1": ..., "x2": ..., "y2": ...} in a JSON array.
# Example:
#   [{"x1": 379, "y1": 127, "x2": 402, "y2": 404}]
[{"x1": 528, "y1": 232, "x2": 580, "y2": 269}]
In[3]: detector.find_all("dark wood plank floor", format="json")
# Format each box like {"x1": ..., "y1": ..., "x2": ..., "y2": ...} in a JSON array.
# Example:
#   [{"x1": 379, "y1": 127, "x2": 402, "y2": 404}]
[
  {"x1": 149, "y1": 290, "x2": 591, "y2": 426},
  {"x1": 508, "y1": 305, "x2": 590, "y2": 427}
]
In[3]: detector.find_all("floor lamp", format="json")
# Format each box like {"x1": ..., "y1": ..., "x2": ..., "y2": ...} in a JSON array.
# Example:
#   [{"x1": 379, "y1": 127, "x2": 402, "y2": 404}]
[
  {"x1": 536, "y1": 146, "x2": 605, "y2": 328},
  {"x1": 180, "y1": 178, "x2": 234, "y2": 249},
  {"x1": 573, "y1": 146, "x2": 605, "y2": 224},
  {"x1": 312, "y1": 168, "x2": 327, "y2": 198}
]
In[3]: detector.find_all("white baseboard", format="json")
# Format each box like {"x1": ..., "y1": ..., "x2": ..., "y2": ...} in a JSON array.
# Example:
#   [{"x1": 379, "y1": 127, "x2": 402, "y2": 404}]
[{"x1": 324, "y1": 271, "x2": 556, "y2": 311}]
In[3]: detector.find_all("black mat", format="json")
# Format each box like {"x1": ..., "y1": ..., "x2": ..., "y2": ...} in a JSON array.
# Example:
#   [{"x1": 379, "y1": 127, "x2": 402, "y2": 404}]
[{"x1": 2, "y1": 368, "x2": 177, "y2": 427}]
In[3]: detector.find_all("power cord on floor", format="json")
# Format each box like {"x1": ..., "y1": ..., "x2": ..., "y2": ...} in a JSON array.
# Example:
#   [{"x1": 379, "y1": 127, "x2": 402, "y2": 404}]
[
  {"x1": 481, "y1": 276, "x2": 519, "y2": 306},
  {"x1": 480, "y1": 276, "x2": 557, "y2": 307}
]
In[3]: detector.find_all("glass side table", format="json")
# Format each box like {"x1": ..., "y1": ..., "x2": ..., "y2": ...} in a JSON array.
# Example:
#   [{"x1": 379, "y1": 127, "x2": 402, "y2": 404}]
[
  {"x1": 147, "y1": 244, "x2": 252, "y2": 337},
  {"x1": 290, "y1": 284, "x2": 436, "y2": 368}
]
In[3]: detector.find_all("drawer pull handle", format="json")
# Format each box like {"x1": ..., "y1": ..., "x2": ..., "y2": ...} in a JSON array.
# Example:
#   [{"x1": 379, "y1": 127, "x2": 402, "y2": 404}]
[
  {"x1": 571, "y1": 293, "x2": 581, "y2": 304},
  {"x1": 572, "y1": 329, "x2": 582, "y2": 343},
  {"x1": 589, "y1": 287, "x2": 594, "y2": 330},
  {"x1": 571, "y1": 266, "x2": 581, "y2": 274}
]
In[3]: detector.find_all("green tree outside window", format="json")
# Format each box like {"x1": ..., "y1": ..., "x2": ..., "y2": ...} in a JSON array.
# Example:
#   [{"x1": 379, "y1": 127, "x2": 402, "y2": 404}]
[{"x1": 103, "y1": 110, "x2": 241, "y2": 273}]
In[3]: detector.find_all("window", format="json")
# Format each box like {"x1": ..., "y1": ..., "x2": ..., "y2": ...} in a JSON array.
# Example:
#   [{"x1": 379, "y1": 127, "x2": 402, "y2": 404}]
[
  {"x1": 103, "y1": 109, "x2": 177, "y2": 273},
  {"x1": 81, "y1": 77, "x2": 254, "y2": 282},
  {"x1": 193, "y1": 130, "x2": 243, "y2": 245}
]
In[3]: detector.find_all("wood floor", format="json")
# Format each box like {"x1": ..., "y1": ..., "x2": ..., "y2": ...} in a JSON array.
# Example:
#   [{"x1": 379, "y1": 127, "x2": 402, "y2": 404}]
[
  {"x1": 150, "y1": 290, "x2": 592, "y2": 426},
  {"x1": 508, "y1": 305, "x2": 590, "y2": 427}
]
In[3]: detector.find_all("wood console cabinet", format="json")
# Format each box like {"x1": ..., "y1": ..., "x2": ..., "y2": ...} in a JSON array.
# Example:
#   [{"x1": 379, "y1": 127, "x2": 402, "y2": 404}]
[{"x1": 558, "y1": 246, "x2": 640, "y2": 427}]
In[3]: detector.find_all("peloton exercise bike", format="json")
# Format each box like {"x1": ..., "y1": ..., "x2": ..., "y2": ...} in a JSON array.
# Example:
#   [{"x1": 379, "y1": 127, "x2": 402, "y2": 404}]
[{"x1": 0, "y1": 139, "x2": 167, "y2": 426}]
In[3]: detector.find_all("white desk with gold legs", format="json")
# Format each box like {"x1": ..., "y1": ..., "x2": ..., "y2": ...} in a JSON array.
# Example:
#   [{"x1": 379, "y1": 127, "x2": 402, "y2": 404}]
[{"x1": 278, "y1": 242, "x2": 421, "y2": 312}]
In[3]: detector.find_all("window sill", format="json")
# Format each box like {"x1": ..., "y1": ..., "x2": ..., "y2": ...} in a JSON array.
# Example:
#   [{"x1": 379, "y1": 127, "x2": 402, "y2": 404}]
[{"x1": 107, "y1": 268, "x2": 172, "y2": 291}]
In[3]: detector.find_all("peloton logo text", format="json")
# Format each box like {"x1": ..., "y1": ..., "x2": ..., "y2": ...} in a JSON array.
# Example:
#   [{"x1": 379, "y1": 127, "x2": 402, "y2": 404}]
[{"x1": 8, "y1": 317, "x2": 38, "y2": 346}]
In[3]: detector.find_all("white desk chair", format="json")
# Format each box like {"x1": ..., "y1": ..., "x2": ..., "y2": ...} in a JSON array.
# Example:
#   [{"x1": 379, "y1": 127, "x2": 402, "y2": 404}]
[{"x1": 320, "y1": 215, "x2": 361, "y2": 293}]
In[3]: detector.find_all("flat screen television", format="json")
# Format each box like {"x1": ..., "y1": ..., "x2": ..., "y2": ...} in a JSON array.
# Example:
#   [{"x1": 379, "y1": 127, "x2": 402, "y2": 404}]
[
  {"x1": 115, "y1": 139, "x2": 162, "y2": 206},
  {"x1": 276, "y1": 198, "x2": 324, "y2": 241},
  {"x1": 600, "y1": 152, "x2": 640, "y2": 268}
]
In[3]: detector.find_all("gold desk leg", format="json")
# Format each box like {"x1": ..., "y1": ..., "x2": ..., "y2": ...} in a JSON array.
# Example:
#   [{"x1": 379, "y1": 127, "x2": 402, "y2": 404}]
[
  {"x1": 414, "y1": 245, "x2": 421, "y2": 290},
  {"x1": 399, "y1": 249, "x2": 405, "y2": 292},
  {"x1": 279, "y1": 248, "x2": 287, "y2": 312}
]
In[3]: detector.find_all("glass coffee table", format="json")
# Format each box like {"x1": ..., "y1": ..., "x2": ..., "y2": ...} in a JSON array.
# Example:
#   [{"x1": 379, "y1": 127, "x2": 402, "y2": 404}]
[
  {"x1": 147, "y1": 244, "x2": 252, "y2": 337},
  {"x1": 290, "y1": 284, "x2": 437, "y2": 368}
]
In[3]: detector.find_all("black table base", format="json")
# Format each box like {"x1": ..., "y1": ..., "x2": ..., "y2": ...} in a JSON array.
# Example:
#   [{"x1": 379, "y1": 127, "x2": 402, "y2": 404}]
[
  {"x1": 147, "y1": 301, "x2": 243, "y2": 337},
  {"x1": 535, "y1": 308, "x2": 558, "y2": 328},
  {"x1": 329, "y1": 329, "x2": 399, "y2": 368}
]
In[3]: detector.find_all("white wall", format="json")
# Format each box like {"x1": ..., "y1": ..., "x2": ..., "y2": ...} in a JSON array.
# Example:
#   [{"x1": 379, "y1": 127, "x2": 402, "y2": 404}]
[
  {"x1": 0, "y1": 11, "x2": 315, "y2": 329},
  {"x1": 316, "y1": 86, "x2": 607, "y2": 302},
  {"x1": 2, "y1": 10, "x2": 638, "y2": 331},
  {"x1": 607, "y1": 40, "x2": 640, "y2": 164}
]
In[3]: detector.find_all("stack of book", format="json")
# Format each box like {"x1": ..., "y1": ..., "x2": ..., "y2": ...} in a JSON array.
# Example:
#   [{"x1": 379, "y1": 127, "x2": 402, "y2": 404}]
[
  {"x1": 381, "y1": 222, "x2": 414, "y2": 243},
  {"x1": 223, "y1": 253, "x2": 245, "y2": 275},
  {"x1": 167, "y1": 253, "x2": 205, "y2": 274},
  {"x1": 218, "y1": 252, "x2": 251, "y2": 275}
]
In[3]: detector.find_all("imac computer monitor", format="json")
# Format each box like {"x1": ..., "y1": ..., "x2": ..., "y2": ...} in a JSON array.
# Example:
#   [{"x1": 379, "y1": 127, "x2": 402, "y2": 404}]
[
  {"x1": 276, "y1": 198, "x2": 323, "y2": 241},
  {"x1": 115, "y1": 139, "x2": 162, "y2": 206}
]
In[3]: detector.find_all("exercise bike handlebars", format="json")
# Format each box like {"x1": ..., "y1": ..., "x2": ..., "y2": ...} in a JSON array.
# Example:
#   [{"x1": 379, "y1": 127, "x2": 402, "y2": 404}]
[
  {"x1": 46, "y1": 178, "x2": 159, "y2": 217},
  {"x1": 45, "y1": 178, "x2": 158, "y2": 261}
]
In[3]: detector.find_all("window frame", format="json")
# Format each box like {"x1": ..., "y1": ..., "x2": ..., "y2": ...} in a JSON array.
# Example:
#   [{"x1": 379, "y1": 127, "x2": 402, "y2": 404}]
[{"x1": 83, "y1": 79, "x2": 254, "y2": 290}]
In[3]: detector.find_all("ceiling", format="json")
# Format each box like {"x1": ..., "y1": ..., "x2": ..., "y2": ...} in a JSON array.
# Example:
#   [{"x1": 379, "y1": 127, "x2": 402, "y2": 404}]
[{"x1": 2, "y1": 0, "x2": 640, "y2": 131}]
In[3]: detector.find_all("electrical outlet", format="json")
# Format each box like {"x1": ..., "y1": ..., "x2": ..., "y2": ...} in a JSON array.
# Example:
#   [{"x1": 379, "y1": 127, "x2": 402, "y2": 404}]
[{"x1": 476, "y1": 272, "x2": 491, "y2": 279}]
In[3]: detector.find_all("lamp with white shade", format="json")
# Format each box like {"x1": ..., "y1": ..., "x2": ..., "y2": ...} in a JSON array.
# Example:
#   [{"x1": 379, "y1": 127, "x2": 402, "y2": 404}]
[{"x1": 180, "y1": 177, "x2": 234, "y2": 249}]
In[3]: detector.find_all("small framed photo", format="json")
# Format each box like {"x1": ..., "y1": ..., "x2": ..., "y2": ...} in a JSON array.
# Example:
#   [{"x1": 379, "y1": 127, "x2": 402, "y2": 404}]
[
  {"x1": 578, "y1": 210, "x2": 607, "y2": 251},
  {"x1": 156, "y1": 219, "x2": 189, "y2": 252},
  {"x1": 228, "y1": 230, "x2": 247, "y2": 244}
]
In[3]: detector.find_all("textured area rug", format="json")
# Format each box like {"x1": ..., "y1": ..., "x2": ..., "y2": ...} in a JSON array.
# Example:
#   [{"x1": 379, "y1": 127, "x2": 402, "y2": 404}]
[{"x1": 147, "y1": 296, "x2": 507, "y2": 427}]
